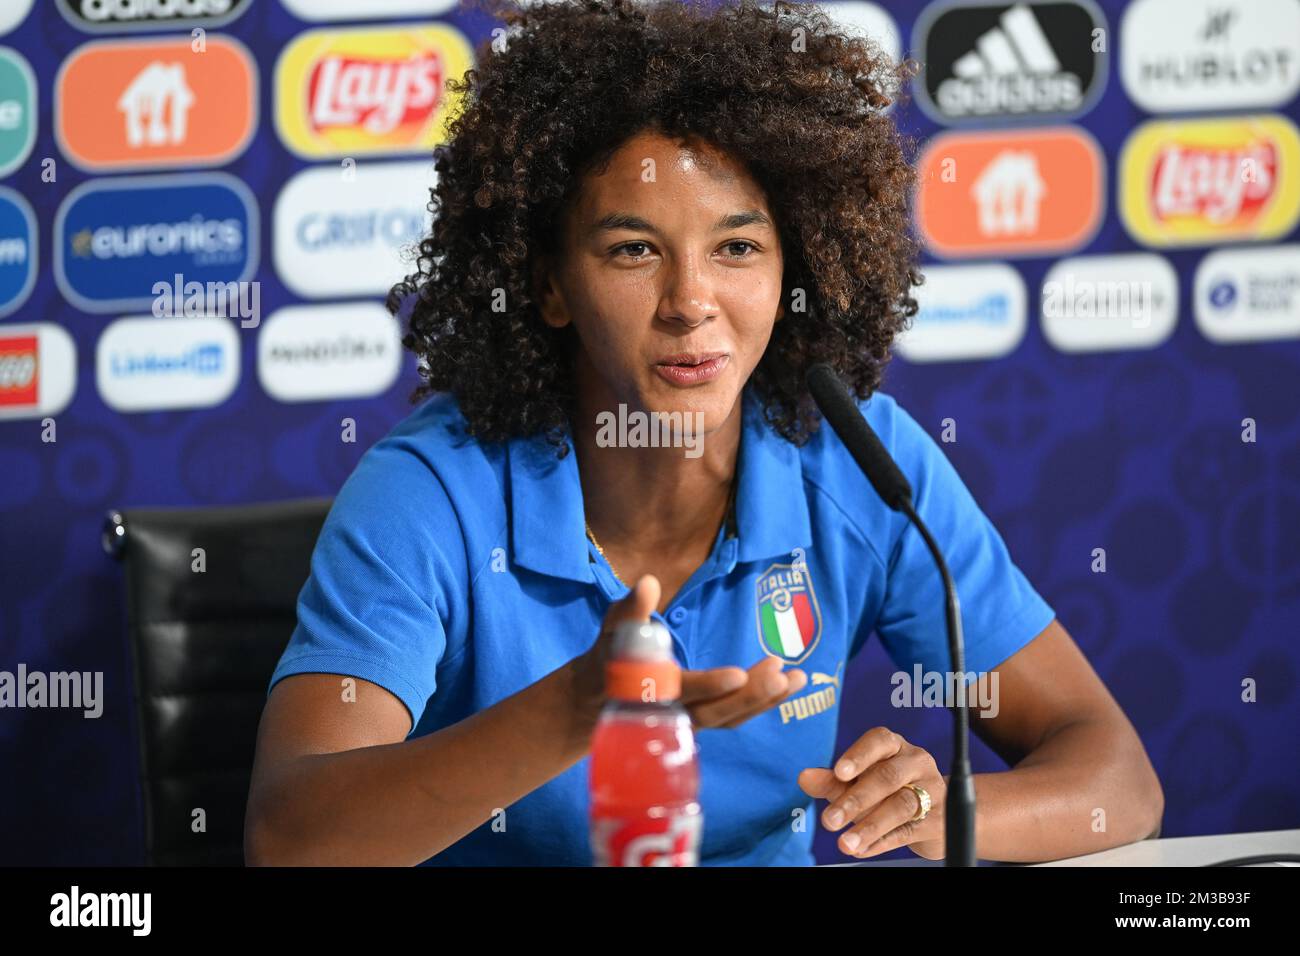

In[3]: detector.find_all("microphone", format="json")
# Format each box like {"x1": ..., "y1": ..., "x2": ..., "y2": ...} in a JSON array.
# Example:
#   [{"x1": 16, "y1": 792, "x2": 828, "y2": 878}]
[{"x1": 806, "y1": 363, "x2": 977, "y2": 868}]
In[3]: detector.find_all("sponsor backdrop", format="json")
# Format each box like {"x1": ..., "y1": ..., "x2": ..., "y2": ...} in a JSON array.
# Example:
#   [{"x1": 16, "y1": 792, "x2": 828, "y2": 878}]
[{"x1": 0, "y1": 0, "x2": 1296, "y2": 864}]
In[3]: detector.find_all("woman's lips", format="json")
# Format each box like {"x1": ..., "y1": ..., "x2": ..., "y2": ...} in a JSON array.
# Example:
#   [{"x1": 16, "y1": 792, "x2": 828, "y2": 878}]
[{"x1": 652, "y1": 353, "x2": 730, "y2": 386}]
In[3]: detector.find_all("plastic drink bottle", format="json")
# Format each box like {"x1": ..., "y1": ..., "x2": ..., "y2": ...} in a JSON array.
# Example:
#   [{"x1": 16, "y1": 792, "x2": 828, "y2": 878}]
[{"x1": 589, "y1": 619, "x2": 702, "y2": 866}]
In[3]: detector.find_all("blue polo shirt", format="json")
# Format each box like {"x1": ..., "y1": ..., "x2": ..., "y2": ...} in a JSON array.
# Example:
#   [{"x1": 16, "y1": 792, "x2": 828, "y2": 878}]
[{"x1": 267, "y1": 382, "x2": 1055, "y2": 866}]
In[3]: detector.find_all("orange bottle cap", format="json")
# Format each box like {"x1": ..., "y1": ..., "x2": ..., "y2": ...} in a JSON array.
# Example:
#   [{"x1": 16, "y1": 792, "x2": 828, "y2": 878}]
[{"x1": 605, "y1": 658, "x2": 682, "y2": 702}]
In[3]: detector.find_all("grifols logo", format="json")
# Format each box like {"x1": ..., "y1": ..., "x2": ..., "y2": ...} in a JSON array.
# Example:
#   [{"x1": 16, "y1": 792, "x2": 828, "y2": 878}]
[{"x1": 275, "y1": 25, "x2": 473, "y2": 158}]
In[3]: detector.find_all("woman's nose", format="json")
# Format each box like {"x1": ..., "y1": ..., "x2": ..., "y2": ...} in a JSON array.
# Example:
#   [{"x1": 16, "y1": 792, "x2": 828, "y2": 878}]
[{"x1": 655, "y1": 258, "x2": 719, "y2": 327}]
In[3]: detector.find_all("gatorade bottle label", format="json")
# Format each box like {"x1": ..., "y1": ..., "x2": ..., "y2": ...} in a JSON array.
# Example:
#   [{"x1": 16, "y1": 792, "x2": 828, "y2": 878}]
[{"x1": 591, "y1": 806, "x2": 702, "y2": 867}]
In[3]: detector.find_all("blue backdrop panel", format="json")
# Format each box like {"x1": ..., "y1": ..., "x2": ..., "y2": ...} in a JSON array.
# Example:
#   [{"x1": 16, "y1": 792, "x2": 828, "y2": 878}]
[{"x1": 0, "y1": 0, "x2": 1296, "y2": 865}]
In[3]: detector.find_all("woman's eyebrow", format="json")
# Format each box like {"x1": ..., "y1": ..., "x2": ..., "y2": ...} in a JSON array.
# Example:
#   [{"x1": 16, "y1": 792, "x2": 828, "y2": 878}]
[{"x1": 589, "y1": 209, "x2": 773, "y2": 235}]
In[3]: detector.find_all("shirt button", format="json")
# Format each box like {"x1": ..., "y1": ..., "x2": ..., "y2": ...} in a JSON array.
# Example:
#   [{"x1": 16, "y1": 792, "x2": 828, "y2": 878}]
[{"x1": 669, "y1": 607, "x2": 688, "y2": 625}]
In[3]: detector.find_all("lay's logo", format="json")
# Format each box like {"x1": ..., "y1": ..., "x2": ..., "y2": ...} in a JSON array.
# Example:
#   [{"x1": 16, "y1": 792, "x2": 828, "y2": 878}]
[
  {"x1": 1120, "y1": 115, "x2": 1300, "y2": 247},
  {"x1": 275, "y1": 25, "x2": 472, "y2": 159}
]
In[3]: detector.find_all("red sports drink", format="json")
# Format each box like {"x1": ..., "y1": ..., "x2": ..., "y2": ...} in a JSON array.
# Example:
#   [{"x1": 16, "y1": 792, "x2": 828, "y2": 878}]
[{"x1": 590, "y1": 619, "x2": 702, "y2": 866}]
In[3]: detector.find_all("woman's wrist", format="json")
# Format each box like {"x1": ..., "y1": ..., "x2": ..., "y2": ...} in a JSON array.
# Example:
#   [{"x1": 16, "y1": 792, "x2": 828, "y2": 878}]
[{"x1": 556, "y1": 652, "x2": 605, "y2": 752}]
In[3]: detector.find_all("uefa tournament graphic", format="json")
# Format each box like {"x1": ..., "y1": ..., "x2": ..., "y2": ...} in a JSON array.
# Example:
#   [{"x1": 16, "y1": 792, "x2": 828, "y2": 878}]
[{"x1": 0, "y1": 0, "x2": 1296, "y2": 914}]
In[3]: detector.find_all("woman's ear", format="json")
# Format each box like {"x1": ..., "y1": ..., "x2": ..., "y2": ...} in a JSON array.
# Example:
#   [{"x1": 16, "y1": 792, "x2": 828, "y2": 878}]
[{"x1": 532, "y1": 254, "x2": 570, "y2": 329}]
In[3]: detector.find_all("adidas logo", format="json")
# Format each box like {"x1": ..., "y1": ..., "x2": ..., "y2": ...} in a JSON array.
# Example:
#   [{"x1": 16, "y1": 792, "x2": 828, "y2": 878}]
[
  {"x1": 919, "y1": 1, "x2": 1106, "y2": 122},
  {"x1": 940, "y1": 5, "x2": 1079, "y2": 115}
]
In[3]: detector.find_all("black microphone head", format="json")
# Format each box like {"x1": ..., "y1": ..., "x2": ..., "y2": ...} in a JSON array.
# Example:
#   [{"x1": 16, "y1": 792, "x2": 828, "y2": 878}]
[{"x1": 804, "y1": 364, "x2": 913, "y2": 511}]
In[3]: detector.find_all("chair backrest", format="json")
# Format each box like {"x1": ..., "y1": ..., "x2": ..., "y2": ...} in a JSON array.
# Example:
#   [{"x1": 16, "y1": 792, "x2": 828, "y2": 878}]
[{"x1": 104, "y1": 497, "x2": 332, "y2": 866}]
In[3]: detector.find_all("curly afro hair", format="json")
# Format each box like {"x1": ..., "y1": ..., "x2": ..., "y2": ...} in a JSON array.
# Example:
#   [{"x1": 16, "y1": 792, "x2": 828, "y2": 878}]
[{"x1": 388, "y1": 0, "x2": 921, "y2": 457}]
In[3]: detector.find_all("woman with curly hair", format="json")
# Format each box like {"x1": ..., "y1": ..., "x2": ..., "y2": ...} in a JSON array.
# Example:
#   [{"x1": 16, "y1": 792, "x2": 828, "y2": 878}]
[{"x1": 247, "y1": 0, "x2": 1162, "y2": 866}]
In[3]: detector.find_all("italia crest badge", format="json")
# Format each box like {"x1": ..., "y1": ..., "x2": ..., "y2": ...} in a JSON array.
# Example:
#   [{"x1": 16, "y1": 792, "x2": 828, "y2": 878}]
[{"x1": 755, "y1": 562, "x2": 822, "y2": 665}]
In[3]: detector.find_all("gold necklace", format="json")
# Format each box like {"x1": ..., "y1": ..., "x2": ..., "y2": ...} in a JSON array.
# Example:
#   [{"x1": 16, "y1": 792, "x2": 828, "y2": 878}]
[
  {"x1": 584, "y1": 519, "x2": 628, "y2": 587},
  {"x1": 584, "y1": 479, "x2": 737, "y2": 588}
]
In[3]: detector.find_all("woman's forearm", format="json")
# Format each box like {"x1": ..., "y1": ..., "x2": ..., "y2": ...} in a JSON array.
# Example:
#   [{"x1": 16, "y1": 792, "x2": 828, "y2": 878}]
[
  {"x1": 245, "y1": 660, "x2": 598, "y2": 866},
  {"x1": 962, "y1": 717, "x2": 1165, "y2": 863}
]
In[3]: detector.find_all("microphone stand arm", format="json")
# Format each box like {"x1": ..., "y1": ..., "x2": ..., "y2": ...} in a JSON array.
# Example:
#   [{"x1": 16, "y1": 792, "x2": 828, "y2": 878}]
[{"x1": 898, "y1": 497, "x2": 977, "y2": 868}]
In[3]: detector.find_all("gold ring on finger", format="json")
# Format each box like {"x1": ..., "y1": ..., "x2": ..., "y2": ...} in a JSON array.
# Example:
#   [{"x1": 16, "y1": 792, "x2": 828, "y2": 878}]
[{"x1": 905, "y1": 784, "x2": 931, "y2": 822}]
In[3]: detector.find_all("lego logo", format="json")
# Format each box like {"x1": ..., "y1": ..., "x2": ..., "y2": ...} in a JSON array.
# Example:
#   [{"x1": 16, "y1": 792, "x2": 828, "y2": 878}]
[
  {"x1": 0, "y1": 348, "x2": 35, "y2": 388},
  {"x1": 274, "y1": 25, "x2": 472, "y2": 159},
  {"x1": 0, "y1": 326, "x2": 76, "y2": 420}
]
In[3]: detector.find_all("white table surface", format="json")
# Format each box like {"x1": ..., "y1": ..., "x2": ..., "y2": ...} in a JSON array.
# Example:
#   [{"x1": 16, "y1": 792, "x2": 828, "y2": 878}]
[
  {"x1": 1031, "y1": 828, "x2": 1300, "y2": 866},
  {"x1": 824, "y1": 828, "x2": 1300, "y2": 866}
]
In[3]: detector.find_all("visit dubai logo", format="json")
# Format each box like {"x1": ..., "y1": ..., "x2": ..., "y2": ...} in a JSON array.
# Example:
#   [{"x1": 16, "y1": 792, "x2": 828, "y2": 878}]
[{"x1": 755, "y1": 563, "x2": 822, "y2": 664}]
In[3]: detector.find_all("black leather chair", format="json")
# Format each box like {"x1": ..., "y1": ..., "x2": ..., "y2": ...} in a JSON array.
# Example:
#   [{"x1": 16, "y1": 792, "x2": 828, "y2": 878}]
[{"x1": 103, "y1": 498, "x2": 332, "y2": 866}]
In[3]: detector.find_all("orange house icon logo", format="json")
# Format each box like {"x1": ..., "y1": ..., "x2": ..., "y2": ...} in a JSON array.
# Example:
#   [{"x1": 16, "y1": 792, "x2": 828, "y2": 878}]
[
  {"x1": 916, "y1": 127, "x2": 1104, "y2": 259},
  {"x1": 56, "y1": 37, "x2": 256, "y2": 171},
  {"x1": 119, "y1": 62, "x2": 194, "y2": 148},
  {"x1": 274, "y1": 25, "x2": 473, "y2": 159}
]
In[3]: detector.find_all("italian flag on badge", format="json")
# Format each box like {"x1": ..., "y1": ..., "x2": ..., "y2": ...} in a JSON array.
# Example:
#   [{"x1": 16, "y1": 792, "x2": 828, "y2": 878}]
[{"x1": 755, "y1": 563, "x2": 822, "y2": 663}]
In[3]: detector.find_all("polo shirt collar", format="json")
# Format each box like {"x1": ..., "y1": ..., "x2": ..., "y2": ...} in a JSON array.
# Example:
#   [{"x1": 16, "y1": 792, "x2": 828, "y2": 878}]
[
  {"x1": 507, "y1": 383, "x2": 812, "y2": 582},
  {"x1": 734, "y1": 382, "x2": 813, "y2": 563},
  {"x1": 507, "y1": 429, "x2": 593, "y2": 583}
]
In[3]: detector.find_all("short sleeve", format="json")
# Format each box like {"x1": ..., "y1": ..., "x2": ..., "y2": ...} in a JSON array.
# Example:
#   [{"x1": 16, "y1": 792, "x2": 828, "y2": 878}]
[
  {"x1": 266, "y1": 442, "x2": 466, "y2": 730},
  {"x1": 867, "y1": 394, "x2": 1055, "y2": 676}
]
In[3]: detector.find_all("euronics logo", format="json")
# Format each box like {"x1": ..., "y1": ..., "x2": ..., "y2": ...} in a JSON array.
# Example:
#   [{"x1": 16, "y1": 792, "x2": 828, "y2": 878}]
[{"x1": 54, "y1": 173, "x2": 259, "y2": 314}]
